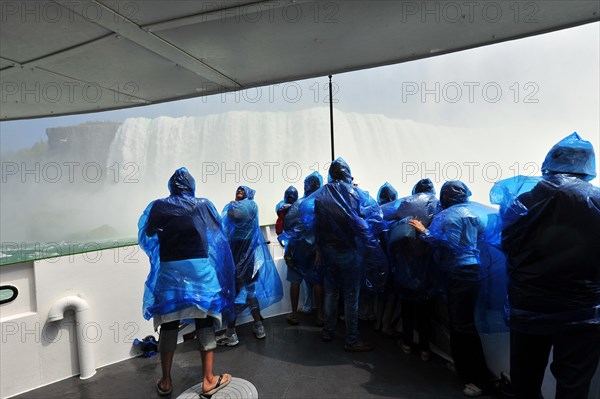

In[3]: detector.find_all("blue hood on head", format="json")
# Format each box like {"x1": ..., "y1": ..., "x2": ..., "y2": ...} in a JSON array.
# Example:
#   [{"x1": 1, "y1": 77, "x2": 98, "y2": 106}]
[
  {"x1": 541, "y1": 132, "x2": 597, "y2": 181},
  {"x1": 168, "y1": 167, "x2": 195, "y2": 196},
  {"x1": 284, "y1": 186, "x2": 299, "y2": 204},
  {"x1": 377, "y1": 182, "x2": 398, "y2": 205},
  {"x1": 440, "y1": 180, "x2": 471, "y2": 209},
  {"x1": 412, "y1": 178, "x2": 436, "y2": 195},
  {"x1": 237, "y1": 185, "x2": 256, "y2": 200},
  {"x1": 328, "y1": 157, "x2": 353, "y2": 184},
  {"x1": 304, "y1": 172, "x2": 323, "y2": 196}
]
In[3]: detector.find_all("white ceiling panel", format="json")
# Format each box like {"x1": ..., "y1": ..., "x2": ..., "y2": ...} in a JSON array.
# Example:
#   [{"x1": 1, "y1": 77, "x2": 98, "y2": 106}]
[
  {"x1": 0, "y1": 1, "x2": 111, "y2": 63},
  {"x1": 0, "y1": 67, "x2": 144, "y2": 119},
  {"x1": 39, "y1": 35, "x2": 217, "y2": 101},
  {"x1": 97, "y1": 0, "x2": 260, "y2": 26},
  {"x1": 1, "y1": 0, "x2": 598, "y2": 120}
]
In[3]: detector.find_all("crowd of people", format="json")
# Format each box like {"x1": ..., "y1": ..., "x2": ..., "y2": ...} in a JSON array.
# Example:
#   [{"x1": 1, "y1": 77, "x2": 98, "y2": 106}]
[{"x1": 138, "y1": 133, "x2": 599, "y2": 399}]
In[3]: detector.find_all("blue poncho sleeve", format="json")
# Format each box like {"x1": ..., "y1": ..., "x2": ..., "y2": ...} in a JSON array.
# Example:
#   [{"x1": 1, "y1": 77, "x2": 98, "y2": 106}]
[
  {"x1": 357, "y1": 187, "x2": 387, "y2": 237},
  {"x1": 490, "y1": 175, "x2": 542, "y2": 228}
]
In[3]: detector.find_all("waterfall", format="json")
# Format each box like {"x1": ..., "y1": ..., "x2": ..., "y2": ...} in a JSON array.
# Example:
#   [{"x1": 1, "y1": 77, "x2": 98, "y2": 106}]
[{"x1": 2, "y1": 107, "x2": 558, "y2": 247}]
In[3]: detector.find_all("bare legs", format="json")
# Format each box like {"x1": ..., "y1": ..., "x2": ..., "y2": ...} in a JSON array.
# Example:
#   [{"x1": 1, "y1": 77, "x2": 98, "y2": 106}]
[
  {"x1": 158, "y1": 351, "x2": 174, "y2": 392},
  {"x1": 201, "y1": 350, "x2": 231, "y2": 394},
  {"x1": 158, "y1": 318, "x2": 231, "y2": 395},
  {"x1": 251, "y1": 307, "x2": 262, "y2": 322}
]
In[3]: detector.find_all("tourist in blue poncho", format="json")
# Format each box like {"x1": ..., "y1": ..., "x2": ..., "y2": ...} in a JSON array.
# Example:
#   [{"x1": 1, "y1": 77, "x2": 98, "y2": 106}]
[
  {"x1": 308, "y1": 157, "x2": 388, "y2": 352},
  {"x1": 387, "y1": 179, "x2": 440, "y2": 361},
  {"x1": 275, "y1": 185, "x2": 298, "y2": 236},
  {"x1": 279, "y1": 172, "x2": 324, "y2": 326},
  {"x1": 377, "y1": 182, "x2": 398, "y2": 205},
  {"x1": 217, "y1": 186, "x2": 283, "y2": 346},
  {"x1": 500, "y1": 133, "x2": 600, "y2": 399},
  {"x1": 370, "y1": 181, "x2": 399, "y2": 332},
  {"x1": 409, "y1": 181, "x2": 496, "y2": 397},
  {"x1": 138, "y1": 167, "x2": 234, "y2": 397}
]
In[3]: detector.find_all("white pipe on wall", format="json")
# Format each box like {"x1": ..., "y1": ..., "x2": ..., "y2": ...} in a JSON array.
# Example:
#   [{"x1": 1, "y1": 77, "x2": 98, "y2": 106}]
[{"x1": 47, "y1": 295, "x2": 96, "y2": 379}]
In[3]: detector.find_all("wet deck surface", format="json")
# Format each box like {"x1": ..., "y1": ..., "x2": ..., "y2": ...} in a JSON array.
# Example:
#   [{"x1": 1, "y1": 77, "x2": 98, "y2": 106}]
[{"x1": 13, "y1": 313, "x2": 498, "y2": 399}]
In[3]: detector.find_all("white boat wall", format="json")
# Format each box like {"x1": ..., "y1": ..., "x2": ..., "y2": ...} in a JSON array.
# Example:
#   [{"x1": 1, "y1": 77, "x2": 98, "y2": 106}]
[
  {"x1": 3, "y1": 235, "x2": 599, "y2": 398},
  {"x1": 0, "y1": 226, "x2": 288, "y2": 398}
]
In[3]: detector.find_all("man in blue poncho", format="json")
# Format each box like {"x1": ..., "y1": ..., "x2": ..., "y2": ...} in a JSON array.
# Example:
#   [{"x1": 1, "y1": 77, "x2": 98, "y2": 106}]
[
  {"x1": 389, "y1": 179, "x2": 439, "y2": 362},
  {"x1": 410, "y1": 181, "x2": 496, "y2": 397},
  {"x1": 312, "y1": 158, "x2": 387, "y2": 352},
  {"x1": 217, "y1": 186, "x2": 283, "y2": 346},
  {"x1": 501, "y1": 133, "x2": 600, "y2": 399},
  {"x1": 280, "y1": 172, "x2": 324, "y2": 326},
  {"x1": 138, "y1": 168, "x2": 234, "y2": 397}
]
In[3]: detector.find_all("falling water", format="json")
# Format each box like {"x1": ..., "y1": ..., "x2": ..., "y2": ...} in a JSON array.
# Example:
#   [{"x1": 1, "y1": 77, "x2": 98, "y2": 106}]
[{"x1": 2, "y1": 107, "x2": 559, "y2": 263}]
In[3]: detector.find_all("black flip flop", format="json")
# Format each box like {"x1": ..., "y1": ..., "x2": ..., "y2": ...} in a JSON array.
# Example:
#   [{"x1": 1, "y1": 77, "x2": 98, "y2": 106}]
[{"x1": 201, "y1": 374, "x2": 231, "y2": 397}]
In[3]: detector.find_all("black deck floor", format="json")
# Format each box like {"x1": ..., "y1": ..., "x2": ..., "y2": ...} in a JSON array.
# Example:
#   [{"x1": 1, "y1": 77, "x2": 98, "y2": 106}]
[{"x1": 12, "y1": 313, "x2": 499, "y2": 399}]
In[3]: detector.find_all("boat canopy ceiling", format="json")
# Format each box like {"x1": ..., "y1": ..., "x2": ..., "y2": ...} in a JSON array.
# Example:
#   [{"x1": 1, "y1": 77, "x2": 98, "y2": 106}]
[{"x1": 1, "y1": 0, "x2": 598, "y2": 121}]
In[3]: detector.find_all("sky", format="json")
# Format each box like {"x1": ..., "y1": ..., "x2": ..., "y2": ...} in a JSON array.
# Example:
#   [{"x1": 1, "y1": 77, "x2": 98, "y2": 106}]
[{"x1": 1, "y1": 22, "x2": 598, "y2": 154}]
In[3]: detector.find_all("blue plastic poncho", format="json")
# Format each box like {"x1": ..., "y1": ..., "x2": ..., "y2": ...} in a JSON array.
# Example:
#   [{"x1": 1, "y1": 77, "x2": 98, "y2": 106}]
[
  {"x1": 377, "y1": 182, "x2": 398, "y2": 205},
  {"x1": 420, "y1": 181, "x2": 508, "y2": 332},
  {"x1": 302, "y1": 158, "x2": 388, "y2": 290},
  {"x1": 412, "y1": 178, "x2": 436, "y2": 195},
  {"x1": 490, "y1": 175, "x2": 543, "y2": 228},
  {"x1": 466, "y1": 201, "x2": 509, "y2": 333},
  {"x1": 275, "y1": 185, "x2": 299, "y2": 214},
  {"x1": 420, "y1": 181, "x2": 483, "y2": 278},
  {"x1": 380, "y1": 200, "x2": 402, "y2": 222},
  {"x1": 497, "y1": 134, "x2": 600, "y2": 333},
  {"x1": 279, "y1": 172, "x2": 323, "y2": 284},
  {"x1": 138, "y1": 168, "x2": 235, "y2": 322},
  {"x1": 292, "y1": 171, "x2": 324, "y2": 251},
  {"x1": 304, "y1": 172, "x2": 323, "y2": 197},
  {"x1": 380, "y1": 178, "x2": 437, "y2": 228},
  {"x1": 275, "y1": 186, "x2": 298, "y2": 238},
  {"x1": 385, "y1": 179, "x2": 439, "y2": 234},
  {"x1": 386, "y1": 181, "x2": 440, "y2": 300},
  {"x1": 541, "y1": 132, "x2": 597, "y2": 181},
  {"x1": 221, "y1": 186, "x2": 283, "y2": 315}
]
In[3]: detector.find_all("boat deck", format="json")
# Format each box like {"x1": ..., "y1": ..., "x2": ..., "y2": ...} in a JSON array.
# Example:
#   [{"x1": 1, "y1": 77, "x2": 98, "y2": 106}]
[{"x1": 12, "y1": 313, "x2": 495, "y2": 399}]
